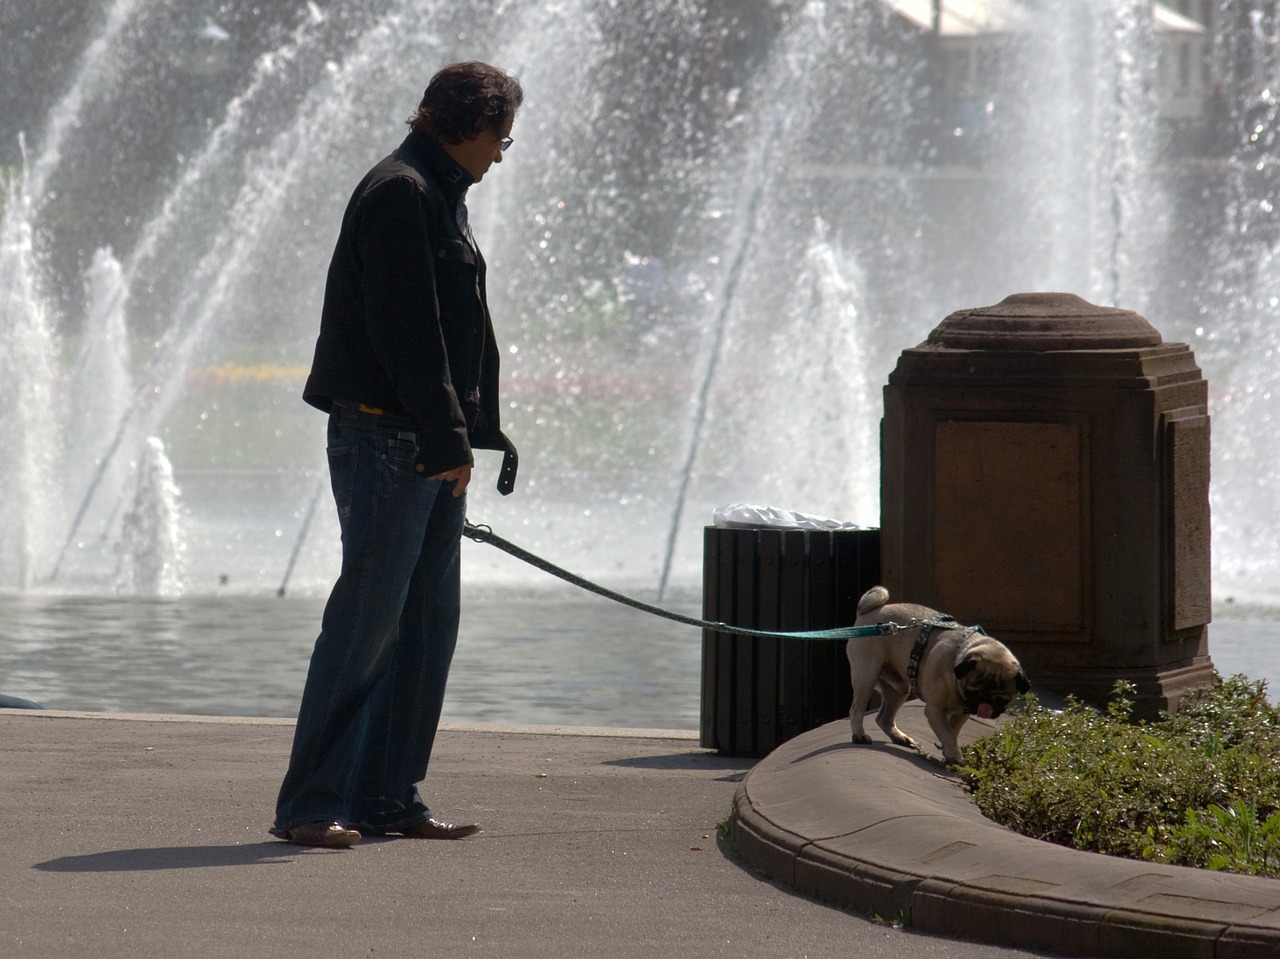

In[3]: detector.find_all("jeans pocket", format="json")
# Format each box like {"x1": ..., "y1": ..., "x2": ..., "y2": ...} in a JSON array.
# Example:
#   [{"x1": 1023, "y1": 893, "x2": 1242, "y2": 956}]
[
  {"x1": 326, "y1": 445, "x2": 359, "y2": 519},
  {"x1": 382, "y1": 430, "x2": 420, "y2": 475}
]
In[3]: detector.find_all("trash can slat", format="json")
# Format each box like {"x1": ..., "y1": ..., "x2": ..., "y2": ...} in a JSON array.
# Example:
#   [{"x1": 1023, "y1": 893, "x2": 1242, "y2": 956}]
[{"x1": 755, "y1": 530, "x2": 783, "y2": 753}]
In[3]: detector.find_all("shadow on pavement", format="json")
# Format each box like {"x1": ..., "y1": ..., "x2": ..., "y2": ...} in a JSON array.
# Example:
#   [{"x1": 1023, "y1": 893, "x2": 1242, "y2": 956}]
[
  {"x1": 600, "y1": 752, "x2": 755, "y2": 776},
  {"x1": 34, "y1": 842, "x2": 334, "y2": 872}
]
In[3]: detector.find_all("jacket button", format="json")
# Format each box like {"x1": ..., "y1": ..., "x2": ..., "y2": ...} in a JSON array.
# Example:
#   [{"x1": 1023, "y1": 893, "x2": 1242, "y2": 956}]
[
  {"x1": 437, "y1": 249, "x2": 446, "y2": 259},
  {"x1": 416, "y1": 463, "x2": 426, "y2": 473}
]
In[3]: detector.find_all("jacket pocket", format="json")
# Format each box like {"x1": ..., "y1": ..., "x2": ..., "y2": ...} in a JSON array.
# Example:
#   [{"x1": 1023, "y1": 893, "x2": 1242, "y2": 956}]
[{"x1": 432, "y1": 241, "x2": 484, "y2": 394}]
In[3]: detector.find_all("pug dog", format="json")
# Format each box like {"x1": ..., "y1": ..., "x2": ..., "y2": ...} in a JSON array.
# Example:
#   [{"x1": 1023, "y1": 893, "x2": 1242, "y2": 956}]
[{"x1": 847, "y1": 586, "x2": 1030, "y2": 765}]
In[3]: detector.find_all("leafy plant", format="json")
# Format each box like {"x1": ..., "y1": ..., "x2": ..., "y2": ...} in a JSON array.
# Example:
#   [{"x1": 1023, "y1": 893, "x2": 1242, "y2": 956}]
[
  {"x1": 871, "y1": 910, "x2": 910, "y2": 929},
  {"x1": 960, "y1": 674, "x2": 1280, "y2": 877},
  {"x1": 1169, "y1": 801, "x2": 1280, "y2": 875},
  {"x1": 716, "y1": 811, "x2": 735, "y2": 841}
]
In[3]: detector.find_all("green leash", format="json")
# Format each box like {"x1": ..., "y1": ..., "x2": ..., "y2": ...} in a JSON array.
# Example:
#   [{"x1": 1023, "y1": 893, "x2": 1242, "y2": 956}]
[{"x1": 462, "y1": 520, "x2": 900, "y2": 642}]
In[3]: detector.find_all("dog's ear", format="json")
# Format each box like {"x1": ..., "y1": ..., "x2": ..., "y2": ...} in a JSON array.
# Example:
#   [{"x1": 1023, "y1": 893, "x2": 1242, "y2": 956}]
[
  {"x1": 954, "y1": 657, "x2": 978, "y2": 680},
  {"x1": 1016, "y1": 669, "x2": 1031, "y2": 694}
]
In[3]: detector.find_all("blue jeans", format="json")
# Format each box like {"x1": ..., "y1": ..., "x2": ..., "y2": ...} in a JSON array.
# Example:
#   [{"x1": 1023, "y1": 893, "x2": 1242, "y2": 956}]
[{"x1": 274, "y1": 405, "x2": 465, "y2": 833}]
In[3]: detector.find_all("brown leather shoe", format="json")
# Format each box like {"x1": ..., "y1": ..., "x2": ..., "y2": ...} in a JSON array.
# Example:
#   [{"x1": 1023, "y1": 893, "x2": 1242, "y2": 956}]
[
  {"x1": 269, "y1": 821, "x2": 361, "y2": 848},
  {"x1": 397, "y1": 816, "x2": 481, "y2": 839}
]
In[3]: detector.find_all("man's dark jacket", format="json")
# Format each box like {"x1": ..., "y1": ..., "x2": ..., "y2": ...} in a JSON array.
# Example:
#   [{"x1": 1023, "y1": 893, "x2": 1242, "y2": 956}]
[{"x1": 304, "y1": 128, "x2": 517, "y2": 493}]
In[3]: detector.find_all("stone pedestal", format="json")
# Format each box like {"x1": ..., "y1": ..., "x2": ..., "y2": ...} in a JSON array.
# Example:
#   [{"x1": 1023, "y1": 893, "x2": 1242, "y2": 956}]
[{"x1": 880, "y1": 292, "x2": 1215, "y2": 716}]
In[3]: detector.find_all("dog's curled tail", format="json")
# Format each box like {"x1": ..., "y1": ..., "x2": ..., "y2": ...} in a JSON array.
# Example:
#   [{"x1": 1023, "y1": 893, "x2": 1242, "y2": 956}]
[{"x1": 857, "y1": 585, "x2": 890, "y2": 617}]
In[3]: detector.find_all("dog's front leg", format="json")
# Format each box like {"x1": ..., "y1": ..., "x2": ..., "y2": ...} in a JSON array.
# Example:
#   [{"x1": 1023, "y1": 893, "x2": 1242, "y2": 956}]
[{"x1": 924, "y1": 703, "x2": 966, "y2": 766}]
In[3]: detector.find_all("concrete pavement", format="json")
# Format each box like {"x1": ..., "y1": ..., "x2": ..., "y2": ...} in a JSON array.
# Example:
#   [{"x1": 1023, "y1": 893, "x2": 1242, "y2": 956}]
[
  {"x1": 8, "y1": 704, "x2": 1280, "y2": 959},
  {"x1": 1, "y1": 709, "x2": 1046, "y2": 959}
]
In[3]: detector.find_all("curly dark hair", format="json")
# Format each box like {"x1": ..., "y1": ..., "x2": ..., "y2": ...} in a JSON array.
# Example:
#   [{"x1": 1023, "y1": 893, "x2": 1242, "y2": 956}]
[{"x1": 407, "y1": 61, "x2": 524, "y2": 143}]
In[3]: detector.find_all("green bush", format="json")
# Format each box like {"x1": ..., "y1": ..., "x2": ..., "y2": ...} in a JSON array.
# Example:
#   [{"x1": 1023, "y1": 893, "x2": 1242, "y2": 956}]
[{"x1": 960, "y1": 675, "x2": 1280, "y2": 877}]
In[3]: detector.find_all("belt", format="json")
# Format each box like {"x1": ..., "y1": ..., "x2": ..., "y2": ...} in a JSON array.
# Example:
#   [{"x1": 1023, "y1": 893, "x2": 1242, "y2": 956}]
[{"x1": 333, "y1": 399, "x2": 404, "y2": 418}]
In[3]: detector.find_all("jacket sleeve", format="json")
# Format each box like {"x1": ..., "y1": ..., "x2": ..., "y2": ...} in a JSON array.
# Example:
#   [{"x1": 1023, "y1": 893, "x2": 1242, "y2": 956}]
[{"x1": 353, "y1": 174, "x2": 472, "y2": 476}]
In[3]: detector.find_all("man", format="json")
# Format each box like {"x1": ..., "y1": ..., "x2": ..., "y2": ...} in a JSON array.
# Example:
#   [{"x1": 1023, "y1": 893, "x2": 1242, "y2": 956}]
[{"x1": 270, "y1": 62, "x2": 523, "y2": 848}]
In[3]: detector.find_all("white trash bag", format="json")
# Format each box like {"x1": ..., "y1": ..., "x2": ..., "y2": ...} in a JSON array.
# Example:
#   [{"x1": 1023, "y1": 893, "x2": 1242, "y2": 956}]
[{"x1": 711, "y1": 503, "x2": 868, "y2": 531}]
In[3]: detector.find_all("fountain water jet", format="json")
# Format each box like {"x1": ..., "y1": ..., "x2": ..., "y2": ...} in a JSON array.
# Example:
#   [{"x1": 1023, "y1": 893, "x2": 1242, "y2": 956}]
[
  {"x1": 0, "y1": 0, "x2": 1276, "y2": 609},
  {"x1": 0, "y1": 164, "x2": 60, "y2": 589},
  {"x1": 114, "y1": 436, "x2": 185, "y2": 596}
]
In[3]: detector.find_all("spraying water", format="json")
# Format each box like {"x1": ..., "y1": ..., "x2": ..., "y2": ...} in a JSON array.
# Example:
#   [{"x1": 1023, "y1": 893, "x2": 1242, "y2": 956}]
[
  {"x1": 1, "y1": 0, "x2": 1277, "y2": 606},
  {"x1": 0, "y1": 163, "x2": 60, "y2": 589},
  {"x1": 114, "y1": 437, "x2": 185, "y2": 596}
]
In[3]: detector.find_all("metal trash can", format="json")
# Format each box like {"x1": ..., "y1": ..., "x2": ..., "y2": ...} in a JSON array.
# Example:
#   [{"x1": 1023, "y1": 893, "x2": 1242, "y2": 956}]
[{"x1": 700, "y1": 525, "x2": 881, "y2": 756}]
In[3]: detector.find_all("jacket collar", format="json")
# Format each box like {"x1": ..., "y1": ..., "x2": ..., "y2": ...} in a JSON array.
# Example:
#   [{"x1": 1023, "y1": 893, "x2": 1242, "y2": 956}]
[{"x1": 402, "y1": 128, "x2": 475, "y2": 202}]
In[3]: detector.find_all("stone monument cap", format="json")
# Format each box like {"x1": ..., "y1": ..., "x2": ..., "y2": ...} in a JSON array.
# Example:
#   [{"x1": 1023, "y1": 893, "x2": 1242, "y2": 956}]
[{"x1": 927, "y1": 292, "x2": 1164, "y2": 351}]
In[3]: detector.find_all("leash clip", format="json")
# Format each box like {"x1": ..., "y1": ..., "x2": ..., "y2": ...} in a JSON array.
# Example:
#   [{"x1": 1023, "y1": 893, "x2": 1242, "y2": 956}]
[{"x1": 463, "y1": 521, "x2": 493, "y2": 544}]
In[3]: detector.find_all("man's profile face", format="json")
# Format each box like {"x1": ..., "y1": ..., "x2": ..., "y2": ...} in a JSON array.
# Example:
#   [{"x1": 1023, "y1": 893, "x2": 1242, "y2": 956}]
[{"x1": 445, "y1": 114, "x2": 515, "y2": 183}]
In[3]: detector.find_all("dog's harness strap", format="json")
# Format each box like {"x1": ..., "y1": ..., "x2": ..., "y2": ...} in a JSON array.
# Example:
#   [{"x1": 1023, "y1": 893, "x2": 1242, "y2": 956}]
[
  {"x1": 906, "y1": 616, "x2": 987, "y2": 697},
  {"x1": 462, "y1": 519, "x2": 900, "y2": 641},
  {"x1": 907, "y1": 618, "x2": 950, "y2": 697}
]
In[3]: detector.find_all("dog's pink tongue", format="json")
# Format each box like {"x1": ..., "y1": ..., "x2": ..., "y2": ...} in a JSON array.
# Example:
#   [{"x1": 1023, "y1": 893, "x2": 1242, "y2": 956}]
[{"x1": 977, "y1": 703, "x2": 995, "y2": 720}]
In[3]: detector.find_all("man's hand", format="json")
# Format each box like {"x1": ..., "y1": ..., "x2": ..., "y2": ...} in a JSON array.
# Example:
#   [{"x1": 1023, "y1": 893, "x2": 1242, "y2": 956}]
[{"x1": 430, "y1": 465, "x2": 472, "y2": 496}]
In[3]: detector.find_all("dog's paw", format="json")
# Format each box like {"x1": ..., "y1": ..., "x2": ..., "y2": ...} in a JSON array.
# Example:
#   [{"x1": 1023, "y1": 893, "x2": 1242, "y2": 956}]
[
  {"x1": 850, "y1": 732, "x2": 873, "y2": 745},
  {"x1": 887, "y1": 729, "x2": 918, "y2": 750}
]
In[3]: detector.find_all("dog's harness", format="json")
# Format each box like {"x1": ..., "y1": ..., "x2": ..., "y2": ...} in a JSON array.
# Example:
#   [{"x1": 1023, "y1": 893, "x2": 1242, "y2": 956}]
[{"x1": 907, "y1": 615, "x2": 987, "y2": 698}]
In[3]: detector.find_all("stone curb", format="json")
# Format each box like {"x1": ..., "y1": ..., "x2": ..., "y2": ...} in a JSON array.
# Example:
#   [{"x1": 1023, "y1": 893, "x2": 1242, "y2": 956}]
[{"x1": 729, "y1": 713, "x2": 1280, "y2": 959}]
